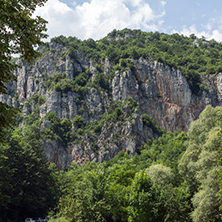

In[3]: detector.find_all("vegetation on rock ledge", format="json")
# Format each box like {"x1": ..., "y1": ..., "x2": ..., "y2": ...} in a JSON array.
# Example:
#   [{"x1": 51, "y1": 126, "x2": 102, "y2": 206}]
[{"x1": 50, "y1": 29, "x2": 222, "y2": 95}]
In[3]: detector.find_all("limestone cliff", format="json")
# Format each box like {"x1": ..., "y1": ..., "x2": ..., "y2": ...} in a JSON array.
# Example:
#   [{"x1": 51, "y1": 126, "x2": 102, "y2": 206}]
[{"x1": 1, "y1": 42, "x2": 222, "y2": 169}]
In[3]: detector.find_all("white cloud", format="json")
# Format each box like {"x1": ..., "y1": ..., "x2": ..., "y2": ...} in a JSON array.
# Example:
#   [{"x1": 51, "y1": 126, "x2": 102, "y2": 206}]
[
  {"x1": 127, "y1": 0, "x2": 143, "y2": 7},
  {"x1": 178, "y1": 25, "x2": 208, "y2": 38},
  {"x1": 210, "y1": 30, "x2": 222, "y2": 42},
  {"x1": 128, "y1": 3, "x2": 155, "y2": 28},
  {"x1": 205, "y1": 22, "x2": 212, "y2": 31},
  {"x1": 74, "y1": 0, "x2": 131, "y2": 39},
  {"x1": 173, "y1": 24, "x2": 222, "y2": 42},
  {"x1": 160, "y1": 1, "x2": 167, "y2": 7},
  {"x1": 34, "y1": 0, "x2": 79, "y2": 39},
  {"x1": 35, "y1": 0, "x2": 71, "y2": 16},
  {"x1": 35, "y1": 0, "x2": 166, "y2": 40}
]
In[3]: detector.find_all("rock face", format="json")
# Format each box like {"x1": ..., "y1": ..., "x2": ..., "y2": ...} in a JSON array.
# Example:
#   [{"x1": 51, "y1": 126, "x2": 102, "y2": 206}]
[
  {"x1": 112, "y1": 58, "x2": 219, "y2": 131},
  {"x1": 2, "y1": 44, "x2": 221, "y2": 169}
]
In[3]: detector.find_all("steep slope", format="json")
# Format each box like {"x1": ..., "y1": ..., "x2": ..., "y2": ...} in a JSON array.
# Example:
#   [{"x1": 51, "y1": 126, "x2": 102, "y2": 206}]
[{"x1": 1, "y1": 30, "x2": 222, "y2": 169}]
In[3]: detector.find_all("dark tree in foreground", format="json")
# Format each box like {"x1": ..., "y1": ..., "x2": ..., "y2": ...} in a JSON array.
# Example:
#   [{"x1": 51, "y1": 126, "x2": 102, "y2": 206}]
[{"x1": 0, "y1": 126, "x2": 60, "y2": 222}]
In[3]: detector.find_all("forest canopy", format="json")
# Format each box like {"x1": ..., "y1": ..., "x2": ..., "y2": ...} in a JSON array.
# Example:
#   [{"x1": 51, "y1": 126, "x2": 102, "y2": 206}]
[
  {"x1": 1, "y1": 106, "x2": 222, "y2": 221},
  {"x1": 41, "y1": 105, "x2": 222, "y2": 222}
]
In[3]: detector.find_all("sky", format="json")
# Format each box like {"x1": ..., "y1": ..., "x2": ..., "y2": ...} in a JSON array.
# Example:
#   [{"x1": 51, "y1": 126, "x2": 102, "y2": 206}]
[{"x1": 34, "y1": 0, "x2": 222, "y2": 42}]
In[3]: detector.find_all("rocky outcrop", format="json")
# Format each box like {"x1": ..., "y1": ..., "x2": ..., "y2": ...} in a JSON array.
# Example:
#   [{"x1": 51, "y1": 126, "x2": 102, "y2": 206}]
[
  {"x1": 2, "y1": 43, "x2": 221, "y2": 169},
  {"x1": 112, "y1": 58, "x2": 220, "y2": 131}
]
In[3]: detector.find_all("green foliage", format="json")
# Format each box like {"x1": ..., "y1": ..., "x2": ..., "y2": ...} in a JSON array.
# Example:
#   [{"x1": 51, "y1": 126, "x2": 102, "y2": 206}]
[
  {"x1": 55, "y1": 133, "x2": 193, "y2": 222},
  {"x1": 147, "y1": 164, "x2": 175, "y2": 186},
  {"x1": 51, "y1": 29, "x2": 222, "y2": 95},
  {"x1": 119, "y1": 58, "x2": 135, "y2": 70},
  {"x1": 0, "y1": 0, "x2": 47, "y2": 140},
  {"x1": 31, "y1": 93, "x2": 46, "y2": 106},
  {"x1": 4, "y1": 22, "x2": 222, "y2": 220},
  {"x1": 70, "y1": 98, "x2": 139, "y2": 148},
  {"x1": 179, "y1": 105, "x2": 222, "y2": 222},
  {"x1": 42, "y1": 70, "x2": 92, "y2": 99},
  {"x1": 0, "y1": 127, "x2": 60, "y2": 222},
  {"x1": 6, "y1": 105, "x2": 221, "y2": 221},
  {"x1": 54, "y1": 80, "x2": 72, "y2": 93},
  {"x1": 24, "y1": 107, "x2": 41, "y2": 125},
  {"x1": 127, "y1": 171, "x2": 160, "y2": 222},
  {"x1": 42, "y1": 112, "x2": 72, "y2": 146},
  {"x1": 104, "y1": 99, "x2": 137, "y2": 122},
  {"x1": 93, "y1": 71, "x2": 110, "y2": 91},
  {"x1": 158, "y1": 183, "x2": 192, "y2": 222},
  {"x1": 142, "y1": 113, "x2": 164, "y2": 135},
  {"x1": 72, "y1": 115, "x2": 86, "y2": 128},
  {"x1": 126, "y1": 96, "x2": 139, "y2": 111},
  {"x1": 59, "y1": 166, "x2": 111, "y2": 222},
  {"x1": 216, "y1": 128, "x2": 222, "y2": 210},
  {"x1": 0, "y1": 102, "x2": 18, "y2": 140},
  {"x1": 42, "y1": 72, "x2": 66, "y2": 90},
  {"x1": 143, "y1": 130, "x2": 188, "y2": 172}
]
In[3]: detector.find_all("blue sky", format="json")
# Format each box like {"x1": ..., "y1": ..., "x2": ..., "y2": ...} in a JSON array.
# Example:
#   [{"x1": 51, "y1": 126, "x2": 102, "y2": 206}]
[{"x1": 35, "y1": 0, "x2": 222, "y2": 41}]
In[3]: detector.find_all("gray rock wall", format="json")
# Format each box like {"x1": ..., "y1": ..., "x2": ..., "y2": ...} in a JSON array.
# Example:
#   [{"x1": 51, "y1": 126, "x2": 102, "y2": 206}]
[{"x1": 2, "y1": 44, "x2": 221, "y2": 169}]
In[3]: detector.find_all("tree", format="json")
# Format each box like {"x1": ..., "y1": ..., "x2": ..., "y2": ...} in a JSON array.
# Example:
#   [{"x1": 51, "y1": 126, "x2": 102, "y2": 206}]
[
  {"x1": 59, "y1": 166, "x2": 111, "y2": 222},
  {"x1": 179, "y1": 105, "x2": 222, "y2": 222},
  {"x1": 158, "y1": 183, "x2": 192, "y2": 222},
  {"x1": 0, "y1": 0, "x2": 48, "y2": 140},
  {"x1": 147, "y1": 164, "x2": 191, "y2": 221},
  {"x1": 216, "y1": 128, "x2": 222, "y2": 210},
  {"x1": 0, "y1": 126, "x2": 60, "y2": 222},
  {"x1": 147, "y1": 164, "x2": 174, "y2": 187},
  {"x1": 127, "y1": 170, "x2": 161, "y2": 222}
]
